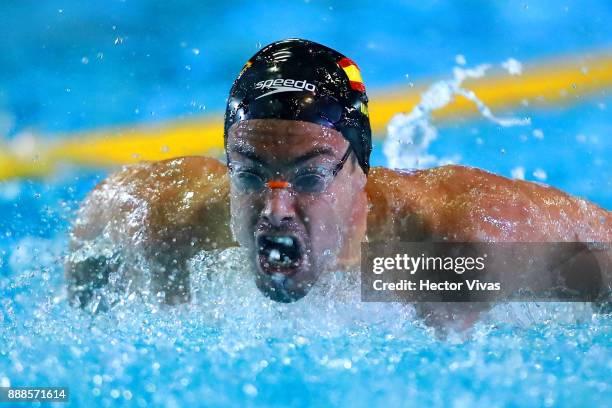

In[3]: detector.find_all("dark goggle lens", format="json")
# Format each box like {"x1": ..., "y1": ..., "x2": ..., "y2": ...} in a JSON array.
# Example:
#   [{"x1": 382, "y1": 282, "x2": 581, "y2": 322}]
[
  {"x1": 292, "y1": 173, "x2": 329, "y2": 193},
  {"x1": 232, "y1": 171, "x2": 329, "y2": 194},
  {"x1": 233, "y1": 171, "x2": 265, "y2": 193}
]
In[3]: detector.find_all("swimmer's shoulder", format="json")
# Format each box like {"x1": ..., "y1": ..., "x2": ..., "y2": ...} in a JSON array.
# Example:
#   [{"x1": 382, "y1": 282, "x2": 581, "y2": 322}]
[
  {"x1": 74, "y1": 155, "x2": 233, "y2": 251},
  {"x1": 103, "y1": 155, "x2": 227, "y2": 191},
  {"x1": 67, "y1": 156, "x2": 233, "y2": 308},
  {"x1": 94, "y1": 155, "x2": 228, "y2": 204},
  {"x1": 365, "y1": 164, "x2": 611, "y2": 242},
  {"x1": 365, "y1": 165, "x2": 481, "y2": 240}
]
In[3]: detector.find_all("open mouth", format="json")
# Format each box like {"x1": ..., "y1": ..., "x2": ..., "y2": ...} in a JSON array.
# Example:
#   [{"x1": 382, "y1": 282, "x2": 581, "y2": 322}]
[{"x1": 257, "y1": 234, "x2": 305, "y2": 276}]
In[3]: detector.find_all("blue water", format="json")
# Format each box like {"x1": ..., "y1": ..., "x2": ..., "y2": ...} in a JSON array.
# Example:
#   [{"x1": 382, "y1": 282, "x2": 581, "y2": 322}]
[{"x1": 1, "y1": 1, "x2": 611, "y2": 407}]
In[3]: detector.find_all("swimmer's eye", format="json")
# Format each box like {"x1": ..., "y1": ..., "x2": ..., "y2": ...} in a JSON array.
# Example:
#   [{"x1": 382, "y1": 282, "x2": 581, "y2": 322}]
[
  {"x1": 232, "y1": 170, "x2": 266, "y2": 193},
  {"x1": 292, "y1": 171, "x2": 329, "y2": 193}
]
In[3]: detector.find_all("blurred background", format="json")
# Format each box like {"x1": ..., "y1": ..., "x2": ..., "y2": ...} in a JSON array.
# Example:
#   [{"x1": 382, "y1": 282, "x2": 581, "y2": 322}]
[
  {"x1": 0, "y1": 0, "x2": 610, "y2": 131},
  {"x1": 0, "y1": 0, "x2": 610, "y2": 239}
]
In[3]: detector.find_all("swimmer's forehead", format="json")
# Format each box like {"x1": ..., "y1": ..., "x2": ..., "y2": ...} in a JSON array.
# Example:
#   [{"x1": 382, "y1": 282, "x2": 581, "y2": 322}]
[{"x1": 226, "y1": 119, "x2": 348, "y2": 164}]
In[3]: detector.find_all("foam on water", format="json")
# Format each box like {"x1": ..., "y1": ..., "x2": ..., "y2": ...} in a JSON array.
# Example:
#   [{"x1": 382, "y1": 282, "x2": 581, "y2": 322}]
[{"x1": 1, "y1": 236, "x2": 611, "y2": 407}]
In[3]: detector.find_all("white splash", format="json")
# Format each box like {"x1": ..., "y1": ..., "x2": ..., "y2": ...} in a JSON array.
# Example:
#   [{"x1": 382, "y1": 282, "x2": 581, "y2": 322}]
[
  {"x1": 510, "y1": 166, "x2": 526, "y2": 180},
  {"x1": 384, "y1": 61, "x2": 531, "y2": 169},
  {"x1": 532, "y1": 168, "x2": 548, "y2": 181},
  {"x1": 502, "y1": 58, "x2": 523, "y2": 75},
  {"x1": 532, "y1": 129, "x2": 544, "y2": 139}
]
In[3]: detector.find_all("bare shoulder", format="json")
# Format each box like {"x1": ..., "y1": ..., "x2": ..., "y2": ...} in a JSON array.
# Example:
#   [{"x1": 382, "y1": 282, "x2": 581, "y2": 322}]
[
  {"x1": 366, "y1": 165, "x2": 611, "y2": 242},
  {"x1": 72, "y1": 156, "x2": 233, "y2": 253},
  {"x1": 67, "y1": 156, "x2": 233, "y2": 307}
]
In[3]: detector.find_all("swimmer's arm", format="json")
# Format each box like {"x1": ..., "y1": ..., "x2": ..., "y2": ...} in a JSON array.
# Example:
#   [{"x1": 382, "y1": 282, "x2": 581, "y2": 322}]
[
  {"x1": 65, "y1": 156, "x2": 236, "y2": 308},
  {"x1": 366, "y1": 165, "x2": 611, "y2": 300}
]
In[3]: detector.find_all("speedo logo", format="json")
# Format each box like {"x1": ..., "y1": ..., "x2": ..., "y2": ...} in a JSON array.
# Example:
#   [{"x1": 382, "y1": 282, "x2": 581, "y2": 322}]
[{"x1": 254, "y1": 78, "x2": 316, "y2": 99}]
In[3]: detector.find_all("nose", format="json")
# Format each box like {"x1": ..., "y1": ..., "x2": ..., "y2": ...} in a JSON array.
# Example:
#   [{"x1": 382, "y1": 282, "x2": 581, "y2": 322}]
[{"x1": 262, "y1": 188, "x2": 296, "y2": 226}]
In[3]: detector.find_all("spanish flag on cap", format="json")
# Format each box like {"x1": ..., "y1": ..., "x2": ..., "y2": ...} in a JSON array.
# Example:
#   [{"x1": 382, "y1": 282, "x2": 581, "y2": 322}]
[{"x1": 338, "y1": 57, "x2": 365, "y2": 93}]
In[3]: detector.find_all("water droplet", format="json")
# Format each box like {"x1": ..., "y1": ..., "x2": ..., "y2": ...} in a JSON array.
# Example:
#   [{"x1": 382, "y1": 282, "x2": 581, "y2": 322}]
[
  {"x1": 243, "y1": 383, "x2": 258, "y2": 397},
  {"x1": 532, "y1": 129, "x2": 544, "y2": 139},
  {"x1": 81, "y1": 57, "x2": 89, "y2": 64},
  {"x1": 114, "y1": 37, "x2": 123, "y2": 45},
  {"x1": 533, "y1": 168, "x2": 547, "y2": 181},
  {"x1": 511, "y1": 166, "x2": 525, "y2": 180}
]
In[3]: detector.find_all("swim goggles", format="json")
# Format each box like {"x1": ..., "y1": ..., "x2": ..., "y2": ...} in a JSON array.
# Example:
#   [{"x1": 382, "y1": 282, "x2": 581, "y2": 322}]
[{"x1": 228, "y1": 146, "x2": 352, "y2": 195}]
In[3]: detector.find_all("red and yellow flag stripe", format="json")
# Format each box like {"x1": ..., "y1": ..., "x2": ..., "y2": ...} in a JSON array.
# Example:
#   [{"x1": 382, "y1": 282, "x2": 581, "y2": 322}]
[{"x1": 338, "y1": 57, "x2": 366, "y2": 92}]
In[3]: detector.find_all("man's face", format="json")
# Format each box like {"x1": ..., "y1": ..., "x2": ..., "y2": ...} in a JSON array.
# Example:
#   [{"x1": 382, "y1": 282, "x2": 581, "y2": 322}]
[{"x1": 226, "y1": 119, "x2": 367, "y2": 302}]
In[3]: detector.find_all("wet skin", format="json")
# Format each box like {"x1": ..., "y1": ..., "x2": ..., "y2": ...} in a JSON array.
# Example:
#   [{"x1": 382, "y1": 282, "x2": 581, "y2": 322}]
[
  {"x1": 226, "y1": 120, "x2": 367, "y2": 302},
  {"x1": 66, "y1": 119, "x2": 611, "y2": 316}
]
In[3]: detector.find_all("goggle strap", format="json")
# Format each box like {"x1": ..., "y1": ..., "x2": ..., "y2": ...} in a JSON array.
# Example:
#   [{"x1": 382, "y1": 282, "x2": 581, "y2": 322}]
[{"x1": 332, "y1": 147, "x2": 353, "y2": 176}]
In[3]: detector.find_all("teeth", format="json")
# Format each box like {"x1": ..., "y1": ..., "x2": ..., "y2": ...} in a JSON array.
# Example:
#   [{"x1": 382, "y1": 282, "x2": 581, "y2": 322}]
[
  {"x1": 269, "y1": 236, "x2": 294, "y2": 247},
  {"x1": 268, "y1": 249, "x2": 281, "y2": 262},
  {"x1": 267, "y1": 248, "x2": 292, "y2": 267},
  {"x1": 260, "y1": 235, "x2": 300, "y2": 269}
]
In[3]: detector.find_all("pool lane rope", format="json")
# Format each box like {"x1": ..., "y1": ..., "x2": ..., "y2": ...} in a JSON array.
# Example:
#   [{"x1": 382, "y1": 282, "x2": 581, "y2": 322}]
[{"x1": 1, "y1": 52, "x2": 611, "y2": 180}]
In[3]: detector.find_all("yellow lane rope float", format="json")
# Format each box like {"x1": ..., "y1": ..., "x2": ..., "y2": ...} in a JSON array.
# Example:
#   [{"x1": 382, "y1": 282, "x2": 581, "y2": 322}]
[{"x1": 1, "y1": 52, "x2": 611, "y2": 180}]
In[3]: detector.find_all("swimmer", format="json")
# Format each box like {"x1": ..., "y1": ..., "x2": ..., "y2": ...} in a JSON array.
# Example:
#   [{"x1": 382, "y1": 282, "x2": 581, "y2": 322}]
[{"x1": 66, "y1": 39, "x2": 611, "y2": 319}]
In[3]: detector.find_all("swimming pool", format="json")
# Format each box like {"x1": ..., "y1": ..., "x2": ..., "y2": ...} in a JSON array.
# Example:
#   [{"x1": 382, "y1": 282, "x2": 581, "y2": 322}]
[{"x1": 1, "y1": 1, "x2": 611, "y2": 407}]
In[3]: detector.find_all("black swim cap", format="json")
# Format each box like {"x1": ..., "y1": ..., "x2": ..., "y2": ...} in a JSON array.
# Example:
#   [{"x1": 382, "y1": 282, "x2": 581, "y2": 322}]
[{"x1": 224, "y1": 38, "x2": 372, "y2": 174}]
